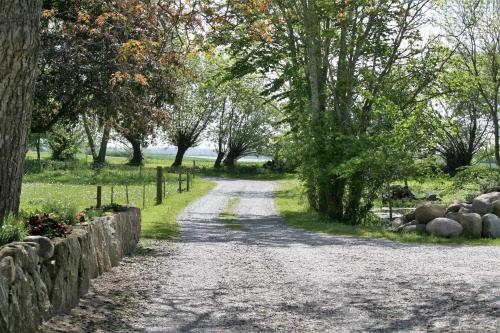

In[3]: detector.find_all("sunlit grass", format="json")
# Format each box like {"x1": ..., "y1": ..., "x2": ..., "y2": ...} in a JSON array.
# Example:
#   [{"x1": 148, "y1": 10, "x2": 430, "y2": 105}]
[
  {"x1": 275, "y1": 179, "x2": 500, "y2": 246},
  {"x1": 219, "y1": 197, "x2": 248, "y2": 231}
]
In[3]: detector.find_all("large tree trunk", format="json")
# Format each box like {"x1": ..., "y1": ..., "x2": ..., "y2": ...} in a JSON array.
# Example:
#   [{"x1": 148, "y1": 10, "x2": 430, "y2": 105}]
[
  {"x1": 214, "y1": 152, "x2": 225, "y2": 168},
  {"x1": 94, "y1": 124, "x2": 111, "y2": 165},
  {"x1": 0, "y1": 0, "x2": 42, "y2": 223},
  {"x1": 172, "y1": 145, "x2": 189, "y2": 167},
  {"x1": 127, "y1": 137, "x2": 143, "y2": 166}
]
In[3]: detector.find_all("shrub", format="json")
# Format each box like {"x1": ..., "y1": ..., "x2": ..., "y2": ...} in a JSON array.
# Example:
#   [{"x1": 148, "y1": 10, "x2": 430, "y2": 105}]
[
  {"x1": 39, "y1": 201, "x2": 79, "y2": 226},
  {"x1": 26, "y1": 213, "x2": 69, "y2": 239},
  {"x1": 0, "y1": 214, "x2": 28, "y2": 246},
  {"x1": 453, "y1": 166, "x2": 500, "y2": 193}
]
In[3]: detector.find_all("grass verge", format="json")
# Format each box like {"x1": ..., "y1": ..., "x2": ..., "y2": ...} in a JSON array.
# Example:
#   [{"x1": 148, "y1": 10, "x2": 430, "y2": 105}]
[
  {"x1": 219, "y1": 197, "x2": 248, "y2": 231},
  {"x1": 275, "y1": 179, "x2": 500, "y2": 246},
  {"x1": 138, "y1": 178, "x2": 215, "y2": 239}
]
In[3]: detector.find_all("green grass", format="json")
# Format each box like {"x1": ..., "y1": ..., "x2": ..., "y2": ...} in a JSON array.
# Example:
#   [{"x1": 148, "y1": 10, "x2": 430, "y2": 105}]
[
  {"x1": 141, "y1": 179, "x2": 215, "y2": 239},
  {"x1": 275, "y1": 179, "x2": 500, "y2": 246},
  {"x1": 219, "y1": 197, "x2": 248, "y2": 231},
  {"x1": 21, "y1": 152, "x2": 219, "y2": 240}
]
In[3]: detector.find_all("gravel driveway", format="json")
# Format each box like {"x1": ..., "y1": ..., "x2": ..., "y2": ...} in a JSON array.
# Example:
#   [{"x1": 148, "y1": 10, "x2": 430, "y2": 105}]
[{"x1": 43, "y1": 179, "x2": 500, "y2": 333}]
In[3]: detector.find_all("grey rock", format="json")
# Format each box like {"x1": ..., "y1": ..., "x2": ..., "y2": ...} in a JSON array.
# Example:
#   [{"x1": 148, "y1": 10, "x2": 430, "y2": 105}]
[
  {"x1": 25, "y1": 236, "x2": 54, "y2": 260},
  {"x1": 472, "y1": 192, "x2": 500, "y2": 215},
  {"x1": 492, "y1": 200, "x2": 500, "y2": 216},
  {"x1": 482, "y1": 213, "x2": 500, "y2": 239},
  {"x1": 401, "y1": 225, "x2": 417, "y2": 233},
  {"x1": 458, "y1": 213, "x2": 482, "y2": 239},
  {"x1": 447, "y1": 203, "x2": 463, "y2": 213},
  {"x1": 425, "y1": 192, "x2": 440, "y2": 201},
  {"x1": 426, "y1": 218, "x2": 463, "y2": 238},
  {"x1": 458, "y1": 207, "x2": 471, "y2": 214},
  {"x1": 415, "y1": 204, "x2": 446, "y2": 224},
  {"x1": 446, "y1": 212, "x2": 461, "y2": 222},
  {"x1": 390, "y1": 217, "x2": 405, "y2": 229},
  {"x1": 416, "y1": 224, "x2": 427, "y2": 234},
  {"x1": 0, "y1": 256, "x2": 15, "y2": 284}
]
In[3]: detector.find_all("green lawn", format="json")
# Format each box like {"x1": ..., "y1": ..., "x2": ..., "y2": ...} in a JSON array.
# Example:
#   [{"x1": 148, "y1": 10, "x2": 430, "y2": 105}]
[
  {"x1": 274, "y1": 179, "x2": 500, "y2": 246},
  {"x1": 21, "y1": 152, "x2": 219, "y2": 239}
]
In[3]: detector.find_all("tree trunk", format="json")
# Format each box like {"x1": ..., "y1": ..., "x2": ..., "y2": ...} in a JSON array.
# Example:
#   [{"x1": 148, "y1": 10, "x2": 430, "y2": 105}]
[
  {"x1": 36, "y1": 136, "x2": 41, "y2": 161},
  {"x1": 172, "y1": 145, "x2": 189, "y2": 167},
  {"x1": 326, "y1": 178, "x2": 345, "y2": 222},
  {"x1": 493, "y1": 112, "x2": 500, "y2": 167},
  {"x1": 223, "y1": 156, "x2": 236, "y2": 168},
  {"x1": 95, "y1": 124, "x2": 111, "y2": 165},
  {"x1": 82, "y1": 114, "x2": 97, "y2": 160},
  {"x1": 128, "y1": 138, "x2": 143, "y2": 166},
  {"x1": 0, "y1": 0, "x2": 42, "y2": 223},
  {"x1": 214, "y1": 152, "x2": 225, "y2": 168}
]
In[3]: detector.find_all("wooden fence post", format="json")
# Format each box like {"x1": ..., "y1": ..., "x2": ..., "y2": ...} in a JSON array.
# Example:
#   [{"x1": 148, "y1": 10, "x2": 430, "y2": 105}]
[
  {"x1": 192, "y1": 160, "x2": 196, "y2": 179},
  {"x1": 96, "y1": 186, "x2": 102, "y2": 209},
  {"x1": 156, "y1": 167, "x2": 163, "y2": 205},
  {"x1": 111, "y1": 186, "x2": 114, "y2": 205},
  {"x1": 178, "y1": 171, "x2": 182, "y2": 193},
  {"x1": 164, "y1": 175, "x2": 167, "y2": 198},
  {"x1": 142, "y1": 184, "x2": 146, "y2": 209},
  {"x1": 125, "y1": 185, "x2": 129, "y2": 205},
  {"x1": 186, "y1": 171, "x2": 190, "y2": 192}
]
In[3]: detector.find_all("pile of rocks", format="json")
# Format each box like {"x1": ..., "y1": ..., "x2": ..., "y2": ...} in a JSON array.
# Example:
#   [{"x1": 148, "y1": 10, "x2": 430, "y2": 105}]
[{"x1": 391, "y1": 192, "x2": 500, "y2": 239}]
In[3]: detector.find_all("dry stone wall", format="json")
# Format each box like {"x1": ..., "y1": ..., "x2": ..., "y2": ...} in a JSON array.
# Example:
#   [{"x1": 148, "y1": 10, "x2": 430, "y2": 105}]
[{"x1": 0, "y1": 208, "x2": 141, "y2": 333}]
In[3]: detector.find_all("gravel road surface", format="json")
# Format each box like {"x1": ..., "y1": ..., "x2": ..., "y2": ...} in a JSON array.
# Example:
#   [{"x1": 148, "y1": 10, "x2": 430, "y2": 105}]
[{"x1": 43, "y1": 179, "x2": 500, "y2": 333}]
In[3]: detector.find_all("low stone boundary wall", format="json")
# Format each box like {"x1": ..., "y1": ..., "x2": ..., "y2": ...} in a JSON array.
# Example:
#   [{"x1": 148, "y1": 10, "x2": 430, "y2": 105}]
[{"x1": 0, "y1": 208, "x2": 141, "y2": 333}]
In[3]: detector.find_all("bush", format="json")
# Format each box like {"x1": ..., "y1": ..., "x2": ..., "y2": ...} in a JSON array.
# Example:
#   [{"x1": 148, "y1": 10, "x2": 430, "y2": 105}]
[
  {"x1": 453, "y1": 166, "x2": 500, "y2": 193},
  {"x1": 39, "y1": 201, "x2": 79, "y2": 226},
  {"x1": 26, "y1": 213, "x2": 69, "y2": 239},
  {"x1": 0, "y1": 214, "x2": 28, "y2": 246}
]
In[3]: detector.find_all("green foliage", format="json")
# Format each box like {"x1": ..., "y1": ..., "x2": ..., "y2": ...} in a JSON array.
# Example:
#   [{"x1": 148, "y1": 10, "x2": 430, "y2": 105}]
[
  {"x1": 37, "y1": 201, "x2": 79, "y2": 226},
  {"x1": 0, "y1": 215, "x2": 28, "y2": 247},
  {"x1": 452, "y1": 166, "x2": 500, "y2": 194},
  {"x1": 45, "y1": 123, "x2": 84, "y2": 160}
]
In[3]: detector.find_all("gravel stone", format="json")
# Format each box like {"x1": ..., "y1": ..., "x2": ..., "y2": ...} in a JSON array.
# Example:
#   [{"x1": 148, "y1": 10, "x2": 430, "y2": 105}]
[{"x1": 41, "y1": 179, "x2": 500, "y2": 333}]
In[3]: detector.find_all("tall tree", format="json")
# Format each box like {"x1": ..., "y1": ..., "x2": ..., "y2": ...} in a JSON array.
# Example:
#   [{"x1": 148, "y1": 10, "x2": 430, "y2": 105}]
[
  {"x1": 206, "y1": 0, "x2": 447, "y2": 223},
  {"x1": 166, "y1": 57, "x2": 220, "y2": 167},
  {"x1": 440, "y1": 0, "x2": 500, "y2": 165},
  {"x1": 0, "y1": 0, "x2": 43, "y2": 223}
]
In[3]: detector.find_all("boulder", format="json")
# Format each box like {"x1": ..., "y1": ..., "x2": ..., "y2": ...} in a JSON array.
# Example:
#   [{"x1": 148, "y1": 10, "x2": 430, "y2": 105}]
[
  {"x1": 459, "y1": 207, "x2": 471, "y2": 214},
  {"x1": 397, "y1": 220, "x2": 419, "y2": 232},
  {"x1": 447, "y1": 202, "x2": 463, "y2": 213},
  {"x1": 425, "y1": 192, "x2": 440, "y2": 201},
  {"x1": 416, "y1": 224, "x2": 427, "y2": 234},
  {"x1": 390, "y1": 217, "x2": 405, "y2": 229},
  {"x1": 415, "y1": 204, "x2": 446, "y2": 224},
  {"x1": 403, "y1": 210, "x2": 416, "y2": 223},
  {"x1": 482, "y1": 214, "x2": 500, "y2": 239},
  {"x1": 445, "y1": 212, "x2": 461, "y2": 222},
  {"x1": 401, "y1": 225, "x2": 417, "y2": 233},
  {"x1": 426, "y1": 218, "x2": 463, "y2": 238},
  {"x1": 458, "y1": 213, "x2": 482, "y2": 239},
  {"x1": 471, "y1": 192, "x2": 500, "y2": 215},
  {"x1": 492, "y1": 200, "x2": 500, "y2": 216},
  {"x1": 24, "y1": 236, "x2": 54, "y2": 260}
]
